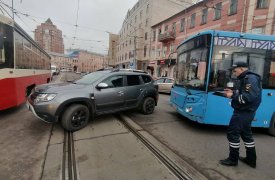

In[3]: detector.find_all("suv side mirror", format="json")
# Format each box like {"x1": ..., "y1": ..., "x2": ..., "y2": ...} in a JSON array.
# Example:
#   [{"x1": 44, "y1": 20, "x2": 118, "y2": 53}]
[{"x1": 97, "y1": 82, "x2": 108, "y2": 89}]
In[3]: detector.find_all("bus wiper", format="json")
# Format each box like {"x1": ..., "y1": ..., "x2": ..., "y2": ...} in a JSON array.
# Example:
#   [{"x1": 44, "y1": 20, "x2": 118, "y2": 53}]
[
  {"x1": 67, "y1": 80, "x2": 76, "y2": 84},
  {"x1": 182, "y1": 83, "x2": 192, "y2": 95}
]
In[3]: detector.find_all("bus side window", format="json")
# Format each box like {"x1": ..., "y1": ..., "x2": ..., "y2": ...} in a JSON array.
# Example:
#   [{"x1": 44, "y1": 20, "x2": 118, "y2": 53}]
[{"x1": 269, "y1": 61, "x2": 275, "y2": 87}]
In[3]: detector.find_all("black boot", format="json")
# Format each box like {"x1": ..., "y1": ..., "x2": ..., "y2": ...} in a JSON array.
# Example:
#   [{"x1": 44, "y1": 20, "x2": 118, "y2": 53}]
[
  {"x1": 239, "y1": 156, "x2": 256, "y2": 168},
  {"x1": 219, "y1": 158, "x2": 238, "y2": 166}
]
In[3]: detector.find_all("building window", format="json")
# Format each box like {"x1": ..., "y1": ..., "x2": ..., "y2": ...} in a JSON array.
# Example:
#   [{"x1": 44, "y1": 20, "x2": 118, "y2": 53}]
[
  {"x1": 140, "y1": 10, "x2": 143, "y2": 19},
  {"x1": 180, "y1": 18, "x2": 185, "y2": 32},
  {"x1": 201, "y1": 8, "x2": 208, "y2": 25},
  {"x1": 146, "y1": 4, "x2": 149, "y2": 13},
  {"x1": 257, "y1": 0, "x2": 268, "y2": 8},
  {"x1": 170, "y1": 43, "x2": 174, "y2": 53},
  {"x1": 165, "y1": 25, "x2": 168, "y2": 31},
  {"x1": 190, "y1": 13, "x2": 196, "y2": 28},
  {"x1": 251, "y1": 27, "x2": 265, "y2": 34},
  {"x1": 214, "y1": 2, "x2": 222, "y2": 20},
  {"x1": 162, "y1": 46, "x2": 167, "y2": 57},
  {"x1": 145, "y1": 19, "x2": 149, "y2": 27},
  {"x1": 172, "y1": 22, "x2": 176, "y2": 33},
  {"x1": 145, "y1": 32, "x2": 148, "y2": 40},
  {"x1": 153, "y1": 30, "x2": 156, "y2": 41},
  {"x1": 159, "y1": 28, "x2": 161, "y2": 34},
  {"x1": 135, "y1": 15, "x2": 137, "y2": 22},
  {"x1": 229, "y1": 0, "x2": 238, "y2": 15},
  {"x1": 144, "y1": 45, "x2": 147, "y2": 57}
]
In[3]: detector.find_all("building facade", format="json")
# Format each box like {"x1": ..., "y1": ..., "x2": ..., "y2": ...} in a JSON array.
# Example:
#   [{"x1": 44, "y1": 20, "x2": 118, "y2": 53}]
[
  {"x1": 34, "y1": 18, "x2": 64, "y2": 54},
  {"x1": 108, "y1": 33, "x2": 119, "y2": 67},
  {"x1": 78, "y1": 51, "x2": 105, "y2": 73},
  {"x1": 48, "y1": 52, "x2": 75, "y2": 71},
  {"x1": 150, "y1": 0, "x2": 275, "y2": 78},
  {"x1": 113, "y1": 0, "x2": 193, "y2": 72},
  {"x1": 49, "y1": 50, "x2": 105, "y2": 73}
]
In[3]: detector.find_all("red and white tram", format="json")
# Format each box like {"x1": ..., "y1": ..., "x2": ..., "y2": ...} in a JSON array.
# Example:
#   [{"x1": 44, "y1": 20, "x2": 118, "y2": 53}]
[{"x1": 0, "y1": 15, "x2": 51, "y2": 110}]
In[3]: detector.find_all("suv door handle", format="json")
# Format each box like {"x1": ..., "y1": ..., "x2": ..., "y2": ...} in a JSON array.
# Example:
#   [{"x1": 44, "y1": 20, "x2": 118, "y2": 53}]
[{"x1": 118, "y1": 91, "x2": 124, "y2": 96}]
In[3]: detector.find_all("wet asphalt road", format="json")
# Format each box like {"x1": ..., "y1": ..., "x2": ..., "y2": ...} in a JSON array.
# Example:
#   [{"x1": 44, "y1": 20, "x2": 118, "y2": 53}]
[{"x1": 0, "y1": 72, "x2": 275, "y2": 180}]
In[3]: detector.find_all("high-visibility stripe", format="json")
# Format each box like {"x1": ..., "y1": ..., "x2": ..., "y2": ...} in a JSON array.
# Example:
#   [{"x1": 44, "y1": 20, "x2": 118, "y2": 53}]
[
  {"x1": 230, "y1": 144, "x2": 240, "y2": 148},
  {"x1": 245, "y1": 144, "x2": 255, "y2": 148},
  {"x1": 244, "y1": 142, "x2": 255, "y2": 145},
  {"x1": 240, "y1": 95, "x2": 246, "y2": 104},
  {"x1": 229, "y1": 142, "x2": 240, "y2": 145},
  {"x1": 229, "y1": 142, "x2": 240, "y2": 148},
  {"x1": 244, "y1": 142, "x2": 255, "y2": 147}
]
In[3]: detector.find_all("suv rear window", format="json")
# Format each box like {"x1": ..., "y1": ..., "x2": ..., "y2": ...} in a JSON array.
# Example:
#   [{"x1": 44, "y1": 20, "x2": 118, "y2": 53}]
[
  {"x1": 127, "y1": 75, "x2": 141, "y2": 86},
  {"x1": 141, "y1": 75, "x2": 152, "y2": 83}
]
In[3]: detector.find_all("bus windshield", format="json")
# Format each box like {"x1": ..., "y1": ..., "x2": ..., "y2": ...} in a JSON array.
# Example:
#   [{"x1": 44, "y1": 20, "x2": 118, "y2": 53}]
[
  {"x1": 209, "y1": 37, "x2": 275, "y2": 90},
  {"x1": 175, "y1": 34, "x2": 211, "y2": 90}
]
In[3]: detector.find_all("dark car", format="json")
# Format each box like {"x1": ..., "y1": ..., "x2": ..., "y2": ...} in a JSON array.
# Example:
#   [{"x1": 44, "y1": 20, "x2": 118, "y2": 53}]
[{"x1": 26, "y1": 69, "x2": 159, "y2": 131}]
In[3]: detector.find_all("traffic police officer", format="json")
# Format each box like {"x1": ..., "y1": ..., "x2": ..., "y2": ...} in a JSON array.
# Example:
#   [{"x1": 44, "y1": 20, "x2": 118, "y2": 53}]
[{"x1": 220, "y1": 62, "x2": 262, "y2": 168}]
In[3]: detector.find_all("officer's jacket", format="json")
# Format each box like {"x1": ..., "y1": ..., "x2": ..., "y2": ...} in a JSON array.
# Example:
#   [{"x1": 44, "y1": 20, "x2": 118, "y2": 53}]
[{"x1": 231, "y1": 70, "x2": 262, "y2": 112}]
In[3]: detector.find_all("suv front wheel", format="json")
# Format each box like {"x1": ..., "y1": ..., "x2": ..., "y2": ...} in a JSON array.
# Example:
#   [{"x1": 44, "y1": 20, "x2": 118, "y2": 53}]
[
  {"x1": 61, "y1": 104, "x2": 90, "y2": 132},
  {"x1": 141, "y1": 97, "x2": 155, "y2": 115}
]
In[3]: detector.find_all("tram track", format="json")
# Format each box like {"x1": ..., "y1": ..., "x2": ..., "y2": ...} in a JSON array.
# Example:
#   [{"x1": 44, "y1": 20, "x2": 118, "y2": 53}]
[
  {"x1": 57, "y1": 114, "x2": 206, "y2": 180},
  {"x1": 117, "y1": 114, "x2": 207, "y2": 180},
  {"x1": 62, "y1": 131, "x2": 78, "y2": 180}
]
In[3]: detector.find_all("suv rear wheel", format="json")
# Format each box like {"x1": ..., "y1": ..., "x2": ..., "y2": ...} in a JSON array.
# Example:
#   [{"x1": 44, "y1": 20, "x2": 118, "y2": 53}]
[
  {"x1": 61, "y1": 104, "x2": 90, "y2": 132},
  {"x1": 141, "y1": 97, "x2": 155, "y2": 115}
]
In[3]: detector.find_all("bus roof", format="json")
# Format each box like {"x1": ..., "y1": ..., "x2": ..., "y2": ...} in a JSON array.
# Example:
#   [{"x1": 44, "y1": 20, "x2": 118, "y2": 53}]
[{"x1": 178, "y1": 30, "x2": 275, "y2": 48}]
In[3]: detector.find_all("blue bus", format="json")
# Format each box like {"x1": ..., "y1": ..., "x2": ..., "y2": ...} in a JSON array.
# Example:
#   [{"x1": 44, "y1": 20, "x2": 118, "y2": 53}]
[{"x1": 170, "y1": 30, "x2": 275, "y2": 136}]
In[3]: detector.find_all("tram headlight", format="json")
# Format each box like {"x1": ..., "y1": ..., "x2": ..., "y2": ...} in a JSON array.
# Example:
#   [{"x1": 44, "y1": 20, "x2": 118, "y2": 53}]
[{"x1": 35, "y1": 93, "x2": 56, "y2": 103}]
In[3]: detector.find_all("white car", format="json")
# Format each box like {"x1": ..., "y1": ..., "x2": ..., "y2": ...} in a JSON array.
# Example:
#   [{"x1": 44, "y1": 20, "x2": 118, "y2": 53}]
[
  {"x1": 51, "y1": 65, "x2": 58, "y2": 75},
  {"x1": 155, "y1": 77, "x2": 174, "y2": 94}
]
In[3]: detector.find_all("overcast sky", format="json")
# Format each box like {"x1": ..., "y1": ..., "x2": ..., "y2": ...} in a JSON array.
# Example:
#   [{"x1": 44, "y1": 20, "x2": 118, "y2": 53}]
[{"x1": 1, "y1": 0, "x2": 138, "y2": 54}]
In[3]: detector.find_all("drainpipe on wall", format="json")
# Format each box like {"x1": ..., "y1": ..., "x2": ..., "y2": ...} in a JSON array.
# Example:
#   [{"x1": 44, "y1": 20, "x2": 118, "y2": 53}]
[{"x1": 241, "y1": 0, "x2": 247, "y2": 33}]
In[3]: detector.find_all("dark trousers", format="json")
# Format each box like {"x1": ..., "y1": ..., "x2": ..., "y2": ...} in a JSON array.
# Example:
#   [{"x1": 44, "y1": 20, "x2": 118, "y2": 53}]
[{"x1": 227, "y1": 110, "x2": 257, "y2": 163}]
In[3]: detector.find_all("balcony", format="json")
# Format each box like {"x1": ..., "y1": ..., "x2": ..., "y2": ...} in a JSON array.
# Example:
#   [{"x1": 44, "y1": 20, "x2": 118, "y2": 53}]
[{"x1": 158, "y1": 31, "x2": 176, "y2": 42}]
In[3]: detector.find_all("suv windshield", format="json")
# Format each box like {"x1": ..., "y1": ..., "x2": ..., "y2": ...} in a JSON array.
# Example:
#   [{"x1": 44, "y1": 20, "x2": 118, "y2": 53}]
[{"x1": 74, "y1": 71, "x2": 109, "y2": 85}]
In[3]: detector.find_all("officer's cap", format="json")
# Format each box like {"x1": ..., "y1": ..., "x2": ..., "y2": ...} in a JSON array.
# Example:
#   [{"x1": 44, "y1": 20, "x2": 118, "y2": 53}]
[{"x1": 229, "y1": 62, "x2": 248, "y2": 70}]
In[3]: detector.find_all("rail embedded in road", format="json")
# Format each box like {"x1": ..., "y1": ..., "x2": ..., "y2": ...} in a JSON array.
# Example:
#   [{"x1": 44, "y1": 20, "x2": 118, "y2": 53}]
[
  {"x1": 62, "y1": 131, "x2": 77, "y2": 180},
  {"x1": 117, "y1": 114, "x2": 208, "y2": 180}
]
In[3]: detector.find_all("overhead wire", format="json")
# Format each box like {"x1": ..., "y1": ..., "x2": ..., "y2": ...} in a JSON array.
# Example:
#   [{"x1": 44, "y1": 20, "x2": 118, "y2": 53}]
[{"x1": 0, "y1": 0, "x2": 111, "y2": 52}]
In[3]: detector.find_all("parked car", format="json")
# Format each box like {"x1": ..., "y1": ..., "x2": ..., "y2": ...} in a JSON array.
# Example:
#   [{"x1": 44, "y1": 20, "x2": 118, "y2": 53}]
[
  {"x1": 51, "y1": 65, "x2": 58, "y2": 76},
  {"x1": 155, "y1": 77, "x2": 174, "y2": 94},
  {"x1": 26, "y1": 69, "x2": 159, "y2": 131}
]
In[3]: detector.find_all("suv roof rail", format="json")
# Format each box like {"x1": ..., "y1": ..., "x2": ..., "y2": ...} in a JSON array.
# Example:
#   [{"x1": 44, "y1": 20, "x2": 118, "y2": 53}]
[
  {"x1": 97, "y1": 67, "x2": 113, "y2": 71},
  {"x1": 112, "y1": 68, "x2": 148, "y2": 74}
]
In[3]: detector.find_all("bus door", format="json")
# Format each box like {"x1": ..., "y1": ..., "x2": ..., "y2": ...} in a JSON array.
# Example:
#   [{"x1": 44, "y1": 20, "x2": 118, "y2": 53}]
[{"x1": 171, "y1": 61, "x2": 208, "y2": 123}]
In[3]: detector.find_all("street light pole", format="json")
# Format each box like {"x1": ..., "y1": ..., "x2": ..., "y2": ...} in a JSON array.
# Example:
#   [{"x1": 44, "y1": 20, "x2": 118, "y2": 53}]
[{"x1": 133, "y1": 36, "x2": 137, "y2": 69}]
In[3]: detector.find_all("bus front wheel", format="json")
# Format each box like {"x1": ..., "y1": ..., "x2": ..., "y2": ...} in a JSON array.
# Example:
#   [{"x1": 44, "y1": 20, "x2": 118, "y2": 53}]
[{"x1": 268, "y1": 113, "x2": 275, "y2": 137}]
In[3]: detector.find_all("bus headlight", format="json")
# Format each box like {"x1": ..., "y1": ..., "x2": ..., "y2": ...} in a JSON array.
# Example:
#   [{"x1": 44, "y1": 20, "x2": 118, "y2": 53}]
[
  {"x1": 35, "y1": 93, "x2": 56, "y2": 103},
  {"x1": 186, "y1": 107, "x2": 193, "y2": 113}
]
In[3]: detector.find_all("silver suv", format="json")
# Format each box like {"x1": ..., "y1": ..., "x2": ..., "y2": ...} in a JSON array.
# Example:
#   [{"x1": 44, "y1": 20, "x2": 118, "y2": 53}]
[{"x1": 26, "y1": 69, "x2": 158, "y2": 131}]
